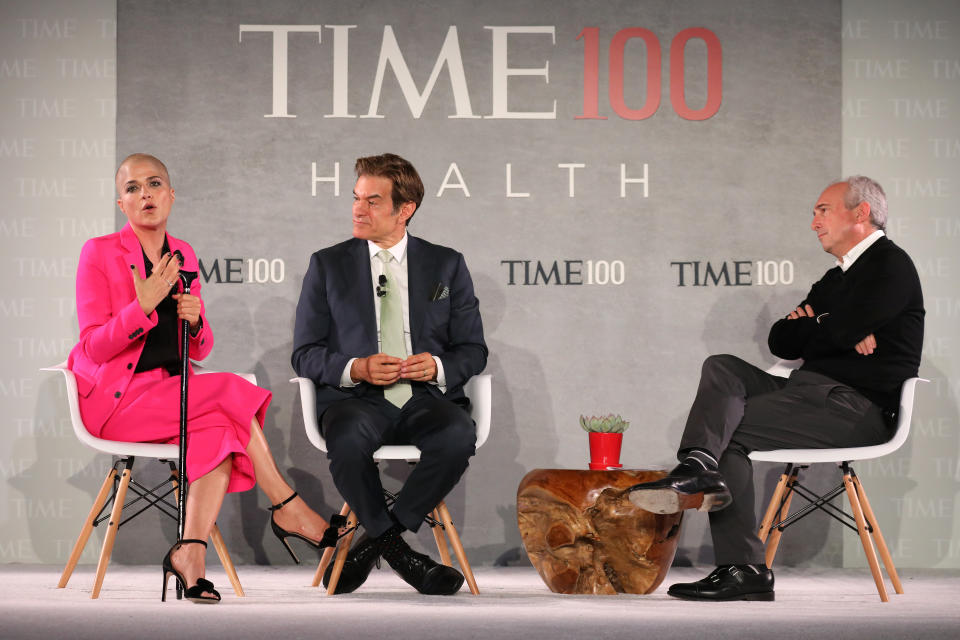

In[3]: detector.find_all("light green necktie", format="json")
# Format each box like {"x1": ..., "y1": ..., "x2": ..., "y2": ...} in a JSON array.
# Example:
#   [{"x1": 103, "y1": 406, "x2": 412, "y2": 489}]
[{"x1": 377, "y1": 250, "x2": 412, "y2": 407}]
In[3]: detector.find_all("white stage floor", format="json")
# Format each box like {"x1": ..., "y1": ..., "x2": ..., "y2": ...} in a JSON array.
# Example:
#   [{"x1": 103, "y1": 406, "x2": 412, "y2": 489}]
[{"x1": 2, "y1": 565, "x2": 958, "y2": 639}]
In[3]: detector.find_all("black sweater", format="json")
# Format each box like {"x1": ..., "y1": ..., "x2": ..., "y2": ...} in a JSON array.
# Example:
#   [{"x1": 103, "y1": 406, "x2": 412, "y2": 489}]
[{"x1": 768, "y1": 236, "x2": 924, "y2": 412}]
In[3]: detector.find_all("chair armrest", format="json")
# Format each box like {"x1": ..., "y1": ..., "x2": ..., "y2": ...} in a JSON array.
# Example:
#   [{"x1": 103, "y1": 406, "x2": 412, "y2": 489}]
[
  {"x1": 464, "y1": 374, "x2": 492, "y2": 449},
  {"x1": 193, "y1": 362, "x2": 256, "y2": 385},
  {"x1": 766, "y1": 358, "x2": 803, "y2": 378},
  {"x1": 291, "y1": 377, "x2": 326, "y2": 452}
]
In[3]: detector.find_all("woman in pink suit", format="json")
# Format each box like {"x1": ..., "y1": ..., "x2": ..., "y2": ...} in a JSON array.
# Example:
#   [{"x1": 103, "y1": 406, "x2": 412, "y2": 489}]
[{"x1": 68, "y1": 153, "x2": 340, "y2": 603}]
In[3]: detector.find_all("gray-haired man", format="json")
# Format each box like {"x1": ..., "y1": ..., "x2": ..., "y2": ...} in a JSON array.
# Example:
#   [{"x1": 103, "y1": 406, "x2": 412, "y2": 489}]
[{"x1": 629, "y1": 176, "x2": 924, "y2": 601}]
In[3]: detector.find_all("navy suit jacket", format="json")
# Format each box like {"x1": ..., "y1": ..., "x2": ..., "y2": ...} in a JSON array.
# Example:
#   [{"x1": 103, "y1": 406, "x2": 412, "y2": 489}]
[{"x1": 292, "y1": 235, "x2": 487, "y2": 418}]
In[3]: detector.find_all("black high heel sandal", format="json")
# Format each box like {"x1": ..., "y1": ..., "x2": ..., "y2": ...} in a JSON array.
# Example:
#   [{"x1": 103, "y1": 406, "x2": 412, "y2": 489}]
[
  {"x1": 268, "y1": 492, "x2": 351, "y2": 564},
  {"x1": 161, "y1": 539, "x2": 221, "y2": 604}
]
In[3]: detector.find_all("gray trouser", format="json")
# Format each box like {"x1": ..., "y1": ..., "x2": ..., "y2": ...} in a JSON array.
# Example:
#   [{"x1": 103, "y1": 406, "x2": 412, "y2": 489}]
[{"x1": 678, "y1": 354, "x2": 890, "y2": 565}]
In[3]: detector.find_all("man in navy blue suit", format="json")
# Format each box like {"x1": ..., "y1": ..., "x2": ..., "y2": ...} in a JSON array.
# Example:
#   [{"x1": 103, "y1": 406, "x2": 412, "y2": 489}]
[{"x1": 292, "y1": 153, "x2": 487, "y2": 595}]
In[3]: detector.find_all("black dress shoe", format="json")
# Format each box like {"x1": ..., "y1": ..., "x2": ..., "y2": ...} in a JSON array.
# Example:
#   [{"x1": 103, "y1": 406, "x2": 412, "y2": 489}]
[
  {"x1": 322, "y1": 535, "x2": 380, "y2": 594},
  {"x1": 382, "y1": 536, "x2": 465, "y2": 595},
  {"x1": 668, "y1": 565, "x2": 775, "y2": 601},
  {"x1": 626, "y1": 461, "x2": 732, "y2": 513}
]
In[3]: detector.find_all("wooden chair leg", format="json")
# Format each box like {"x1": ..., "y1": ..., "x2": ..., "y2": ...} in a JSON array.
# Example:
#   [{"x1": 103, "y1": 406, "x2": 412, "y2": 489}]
[
  {"x1": 435, "y1": 501, "x2": 479, "y2": 595},
  {"x1": 757, "y1": 468, "x2": 791, "y2": 543},
  {"x1": 843, "y1": 471, "x2": 888, "y2": 602},
  {"x1": 764, "y1": 471, "x2": 799, "y2": 568},
  {"x1": 852, "y1": 474, "x2": 903, "y2": 595},
  {"x1": 313, "y1": 502, "x2": 351, "y2": 587},
  {"x1": 314, "y1": 546, "x2": 337, "y2": 588},
  {"x1": 326, "y1": 507, "x2": 359, "y2": 595},
  {"x1": 209, "y1": 525, "x2": 244, "y2": 597},
  {"x1": 90, "y1": 463, "x2": 132, "y2": 599},
  {"x1": 58, "y1": 467, "x2": 116, "y2": 589},
  {"x1": 431, "y1": 508, "x2": 453, "y2": 566}
]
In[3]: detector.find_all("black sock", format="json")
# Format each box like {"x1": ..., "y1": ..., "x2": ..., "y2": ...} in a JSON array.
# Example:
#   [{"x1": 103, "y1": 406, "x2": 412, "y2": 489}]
[
  {"x1": 681, "y1": 448, "x2": 719, "y2": 471},
  {"x1": 738, "y1": 563, "x2": 769, "y2": 573}
]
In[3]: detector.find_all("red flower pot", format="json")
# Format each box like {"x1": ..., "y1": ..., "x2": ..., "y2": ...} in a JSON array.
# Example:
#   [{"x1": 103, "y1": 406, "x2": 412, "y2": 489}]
[{"x1": 588, "y1": 432, "x2": 623, "y2": 469}]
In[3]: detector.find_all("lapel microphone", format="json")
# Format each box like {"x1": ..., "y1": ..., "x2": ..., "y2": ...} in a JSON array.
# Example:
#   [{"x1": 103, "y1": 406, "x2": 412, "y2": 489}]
[{"x1": 376, "y1": 274, "x2": 388, "y2": 297}]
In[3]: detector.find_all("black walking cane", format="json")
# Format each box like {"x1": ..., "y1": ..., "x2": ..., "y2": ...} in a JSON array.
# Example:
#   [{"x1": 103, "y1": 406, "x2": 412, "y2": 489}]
[{"x1": 174, "y1": 250, "x2": 197, "y2": 600}]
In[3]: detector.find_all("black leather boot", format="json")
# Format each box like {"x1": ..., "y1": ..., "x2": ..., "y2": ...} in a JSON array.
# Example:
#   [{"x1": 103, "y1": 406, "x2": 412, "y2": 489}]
[
  {"x1": 379, "y1": 527, "x2": 464, "y2": 595},
  {"x1": 322, "y1": 535, "x2": 381, "y2": 594}
]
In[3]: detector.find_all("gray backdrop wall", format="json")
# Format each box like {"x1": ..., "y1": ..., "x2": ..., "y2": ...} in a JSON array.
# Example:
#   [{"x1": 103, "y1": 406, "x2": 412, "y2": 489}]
[{"x1": 1, "y1": 0, "x2": 957, "y2": 571}]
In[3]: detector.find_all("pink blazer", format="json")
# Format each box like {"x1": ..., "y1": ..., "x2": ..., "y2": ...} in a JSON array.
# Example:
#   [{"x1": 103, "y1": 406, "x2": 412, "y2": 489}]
[{"x1": 67, "y1": 223, "x2": 212, "y2": 434}]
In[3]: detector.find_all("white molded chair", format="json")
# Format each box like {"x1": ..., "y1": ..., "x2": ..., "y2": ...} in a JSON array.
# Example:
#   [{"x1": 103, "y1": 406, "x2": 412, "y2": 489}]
[
  {"x1": 291, "y1": 373, "x2": 492, "y2": 595},
  {"x1": 42, "y1": 361, "x2": 250, "y2": 599},
  {"x1": 750, "y1": 359, "x2": 926, "y2": 602}
]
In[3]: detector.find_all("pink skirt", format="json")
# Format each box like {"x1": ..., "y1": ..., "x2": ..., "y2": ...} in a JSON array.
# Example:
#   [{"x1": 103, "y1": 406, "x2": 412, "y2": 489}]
[{"x1": 92, "y1": 369, "x2": 271, "y2": 493}]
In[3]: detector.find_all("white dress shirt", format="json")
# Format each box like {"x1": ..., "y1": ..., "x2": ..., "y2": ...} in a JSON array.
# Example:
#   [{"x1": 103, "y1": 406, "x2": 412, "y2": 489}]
[{"x1": 837, "y1": 229, "x2": 885, "y2": 272}]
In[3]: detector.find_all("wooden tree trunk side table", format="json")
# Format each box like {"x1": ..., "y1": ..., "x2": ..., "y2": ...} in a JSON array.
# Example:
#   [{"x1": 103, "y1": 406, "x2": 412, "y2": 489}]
[{"x1": 517, "y1": 469, "x2": 683, "y2": 595}]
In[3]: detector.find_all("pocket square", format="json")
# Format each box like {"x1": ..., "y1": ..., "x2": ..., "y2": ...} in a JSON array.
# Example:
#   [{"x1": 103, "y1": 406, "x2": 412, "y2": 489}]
[{"x1": 429, "y1": 282, "x2": 450, "y2": 301}]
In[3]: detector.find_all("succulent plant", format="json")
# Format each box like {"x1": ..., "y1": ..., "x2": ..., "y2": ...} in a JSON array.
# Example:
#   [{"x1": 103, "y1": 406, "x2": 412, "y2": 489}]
[{"x1": 579, "y1": 414, "x2": 630, "y2": 433}]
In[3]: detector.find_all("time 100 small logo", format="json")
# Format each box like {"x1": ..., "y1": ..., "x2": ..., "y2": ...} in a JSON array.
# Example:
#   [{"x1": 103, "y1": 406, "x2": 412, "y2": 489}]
[
  {"x1": 670, "y1": 260, "x2": 795, "y2": 287},
  {"x1": 198, "y1": 258, "x2": 286, "y2": 284},
  {"x1": 501, "y1": 259, "x2": 625, "y2": 285}
]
